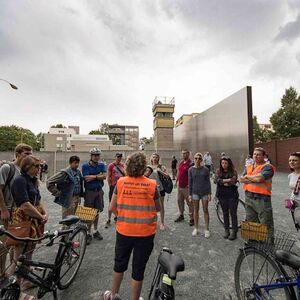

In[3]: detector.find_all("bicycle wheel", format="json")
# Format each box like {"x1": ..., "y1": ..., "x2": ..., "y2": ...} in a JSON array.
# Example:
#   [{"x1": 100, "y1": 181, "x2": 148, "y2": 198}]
[
  {"x1": 235, "y1": 247, "x2": 293, "y2": 300},
  {"x1": 57, "y1": 227, "x2": 87, "y2": 290},
  {"x1": 216, "y1": 198, "x2": 246, "y2": 229}
]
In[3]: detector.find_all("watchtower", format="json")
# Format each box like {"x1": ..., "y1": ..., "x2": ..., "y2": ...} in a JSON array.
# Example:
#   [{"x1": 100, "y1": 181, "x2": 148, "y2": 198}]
[{"x1": 152, "y1": 96, "x2": 175, "y2": 150}]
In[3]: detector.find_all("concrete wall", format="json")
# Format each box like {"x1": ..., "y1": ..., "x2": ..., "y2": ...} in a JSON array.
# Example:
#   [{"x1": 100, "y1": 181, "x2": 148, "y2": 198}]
[
  {"x1": 255, "y1": 137, "x2": 300, "y2": 171},
  {"x1": 174, "y1": 86, "x2": 253, "y2": 172},
  {"x1": 0, "y1": 150, "x2": 181, "y2": 176}
]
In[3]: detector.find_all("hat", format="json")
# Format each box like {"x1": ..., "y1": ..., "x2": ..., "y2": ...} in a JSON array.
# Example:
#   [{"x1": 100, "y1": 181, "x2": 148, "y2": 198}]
[{"x1": 115, "y1": 153, "x2": 123, "y2": 157}]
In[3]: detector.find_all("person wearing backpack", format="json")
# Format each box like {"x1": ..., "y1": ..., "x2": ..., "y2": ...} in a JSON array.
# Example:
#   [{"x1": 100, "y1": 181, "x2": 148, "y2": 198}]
[
  {"x1": 149, "y1": 153, "x2": 169, "y2": 231},
  {"x1": 106, "y1": 153, "x2": 125, "y2": 228},
  {"x1": 46, "y1": 155, "x2": 84, "y2": 219},
  {"x1": 0, "y1": 143, "x2": 33, "y2": 282}
]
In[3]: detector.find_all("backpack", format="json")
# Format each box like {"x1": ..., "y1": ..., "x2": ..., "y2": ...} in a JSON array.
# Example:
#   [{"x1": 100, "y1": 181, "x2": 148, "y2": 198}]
[
  {"x1": 158, "y1": 172, "x2": 173, "y2": 194},
  {"x1": 2, "y1": 162, "x2": 16, "y2": 198}
]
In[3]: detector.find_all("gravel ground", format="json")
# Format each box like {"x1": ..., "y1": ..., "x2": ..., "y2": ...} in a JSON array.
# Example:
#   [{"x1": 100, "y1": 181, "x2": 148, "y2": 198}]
[{"x1": 21, "y1": 172, "x2": 297, "y2": 300}]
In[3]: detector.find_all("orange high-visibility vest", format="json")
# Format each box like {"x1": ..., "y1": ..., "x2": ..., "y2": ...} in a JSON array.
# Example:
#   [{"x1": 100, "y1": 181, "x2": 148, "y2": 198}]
[
  {"x1": 116, "y1": 176, "x2": 157, "y2": 237},
  {"x1": 243, "y1": 163, "x2": 274, "y2": 196}
]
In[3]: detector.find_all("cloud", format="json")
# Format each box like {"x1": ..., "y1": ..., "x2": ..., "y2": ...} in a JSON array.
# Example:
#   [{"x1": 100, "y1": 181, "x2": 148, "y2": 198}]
[
  {"x1": 275, "y1": 14, "x2": 300, "y2": 42},
  {"x1": 0, "y1": 0, "x2": 300, "y2": 136}
]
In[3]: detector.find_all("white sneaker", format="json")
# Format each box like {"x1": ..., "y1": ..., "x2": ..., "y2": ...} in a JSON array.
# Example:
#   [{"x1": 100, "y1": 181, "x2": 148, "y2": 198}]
[
  {"x1": 103, "y1": 291, "x2": 112, "y2": 300},
  {"x1": 192, "y1": 229, "x2": 198, "y2": 236},
  {"x1": 204, "y1": 230, "x2": 210, "y2": 238}
]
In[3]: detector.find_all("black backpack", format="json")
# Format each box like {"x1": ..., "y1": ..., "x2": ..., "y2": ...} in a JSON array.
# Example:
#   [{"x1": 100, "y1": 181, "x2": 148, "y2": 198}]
[{"x1": 158, "y1": 172, "x2": 173, "y2": 194}]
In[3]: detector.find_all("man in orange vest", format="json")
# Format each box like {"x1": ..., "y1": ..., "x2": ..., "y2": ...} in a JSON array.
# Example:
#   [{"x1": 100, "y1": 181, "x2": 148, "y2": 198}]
[
  {"x1": 240, "y1": 147, "x2": 275, "y2": 237},
  {"x1": 103, "y1": 152, "x2": 161, "y2": 300}
]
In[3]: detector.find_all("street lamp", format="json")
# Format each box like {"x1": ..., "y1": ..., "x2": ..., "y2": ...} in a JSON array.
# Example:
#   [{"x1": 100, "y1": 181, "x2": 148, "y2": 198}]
[{"x1": 0, "y1": 78, "x2": 18, "y2": 89}]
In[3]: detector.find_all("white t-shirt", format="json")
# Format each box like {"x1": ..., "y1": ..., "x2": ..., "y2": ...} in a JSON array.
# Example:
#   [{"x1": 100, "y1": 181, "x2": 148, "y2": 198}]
[{"x1": 288, "y1": 172, "x2": 300, "y2": 204}]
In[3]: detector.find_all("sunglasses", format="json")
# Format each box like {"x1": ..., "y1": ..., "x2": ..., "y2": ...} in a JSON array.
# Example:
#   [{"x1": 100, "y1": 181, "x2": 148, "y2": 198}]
[
  {"x1": 32, "y1": 164, "x2": 40, "y2": 168},
  {"x1": 194, "y1": 157, "x2": 202, "y2": 160}
]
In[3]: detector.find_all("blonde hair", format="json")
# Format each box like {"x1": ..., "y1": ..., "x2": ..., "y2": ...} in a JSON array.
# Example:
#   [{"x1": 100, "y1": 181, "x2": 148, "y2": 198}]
[
  {"x1": 150, "y1": 152, "x2": 160, "y2": 165},
  {"x1": 194, "y1": 152, "x2": 203, "y2": 159},
  {"x1": 20, "y1": 155, "x2": 40, "y2": 174}
]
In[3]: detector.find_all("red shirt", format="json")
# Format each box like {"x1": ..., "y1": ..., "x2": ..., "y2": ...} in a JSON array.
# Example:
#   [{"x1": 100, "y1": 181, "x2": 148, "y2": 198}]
[
  {"x1": 178, "y1": 159, "x2": 192, "y2": 188},
  {"x1": 108, "y1": 162, "x2": 125, "y2": 186}
]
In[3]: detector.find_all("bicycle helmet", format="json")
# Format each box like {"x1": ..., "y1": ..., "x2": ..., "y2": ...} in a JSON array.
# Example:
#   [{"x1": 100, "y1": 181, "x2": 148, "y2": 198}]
[{"x1": 89, "y1": 147, "x2": 102, "y2": 155}]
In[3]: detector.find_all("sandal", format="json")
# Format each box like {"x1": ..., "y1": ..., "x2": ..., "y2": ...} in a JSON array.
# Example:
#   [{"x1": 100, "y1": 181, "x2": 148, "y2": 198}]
[
  {"x1": 19, "y1": 292, "x2": 37, "y2": 300},
  {"x1": 21, "y1": 280, "x2": 37, "y2": 292}
]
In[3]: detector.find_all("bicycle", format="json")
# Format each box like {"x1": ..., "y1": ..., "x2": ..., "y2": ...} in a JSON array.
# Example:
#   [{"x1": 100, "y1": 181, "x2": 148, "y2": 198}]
[
  {"x1": 148, "y1": 247, "x2": 185, "y2": 300},
  {"x1": 214, "y1": 196, "x2": 246, "y2": 229},
  {"x1": 234, "y1": 221, "x2": 298, "y2": 299},
  {"x1": 0, "y1": 215, "x2": 87, "y2": 300}
]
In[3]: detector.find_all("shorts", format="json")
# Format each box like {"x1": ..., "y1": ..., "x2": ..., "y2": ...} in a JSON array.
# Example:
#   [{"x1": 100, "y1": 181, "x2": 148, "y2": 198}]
[
  {"x1": 160, "y1": 190, "x2": 165, "y2": 197},
  {"x1": 192, "y1": 194, "x2": 209, "y2": 201},
  {"x1": 109, "y1": 185, "x2": 115, "y2": 202},
  {"x1": 84, "y1": 188, "x2": 104, "y2": 211},
  {"x1": 114, "y1": 231, "x2": 154, "y2": 281}
]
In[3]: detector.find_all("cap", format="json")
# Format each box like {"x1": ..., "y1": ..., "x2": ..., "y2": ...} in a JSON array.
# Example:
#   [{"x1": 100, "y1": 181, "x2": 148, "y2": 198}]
[{"x1": 115, "y1": 153, "x2": 123, "y2": 157}]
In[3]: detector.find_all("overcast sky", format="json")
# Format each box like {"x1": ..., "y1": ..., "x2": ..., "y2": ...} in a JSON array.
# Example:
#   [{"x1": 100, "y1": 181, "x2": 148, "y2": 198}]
[{"x1": 1, "y1": 1, "x2": 300, "y2": 137}]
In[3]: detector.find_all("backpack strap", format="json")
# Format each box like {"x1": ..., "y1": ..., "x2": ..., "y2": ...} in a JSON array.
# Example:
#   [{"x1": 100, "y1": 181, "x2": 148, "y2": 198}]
[{"x1": 4, "y1": 162, "x2": 16, "y2": 191}]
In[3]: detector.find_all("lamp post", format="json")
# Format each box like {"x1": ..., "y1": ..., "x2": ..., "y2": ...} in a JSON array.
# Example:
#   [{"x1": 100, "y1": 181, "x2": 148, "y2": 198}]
[{"x1": 0, "y1": 78, "x2": 18, "y2": 89}]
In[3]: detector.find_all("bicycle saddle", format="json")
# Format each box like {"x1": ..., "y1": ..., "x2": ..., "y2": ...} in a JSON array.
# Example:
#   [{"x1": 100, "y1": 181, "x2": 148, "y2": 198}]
[
  {"x1": 275, "y1": 250, "x2": 300, "y2": 270},
  {"x1": 158, "y1": 252, "x2": 185, "y2": 280},
  {"x1": 59, "y1": 215, "x2": 80, "y2": 226}
]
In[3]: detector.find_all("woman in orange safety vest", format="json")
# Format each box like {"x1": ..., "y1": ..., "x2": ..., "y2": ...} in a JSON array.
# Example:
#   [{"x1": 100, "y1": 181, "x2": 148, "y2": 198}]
[{"x1": 103, "y1": 152, "x2": 161, "y2": 300}]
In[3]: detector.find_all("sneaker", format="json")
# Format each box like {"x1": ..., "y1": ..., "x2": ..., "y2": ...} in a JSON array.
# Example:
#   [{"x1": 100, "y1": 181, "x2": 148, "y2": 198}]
[
  {"x1": 93, "y1": 231, "x2": 103, "y2": 240},
  {"x1": 105, "y1": 220, "x2": 111, "y2": 229},
  {"x1": 192, "y1": 229, "x2": 198, "y2": 236},
  {"x1": 103, "y1": 290, "x2": 111, "y2": 300},
  {"x1": 174, "y1": 215, "x2": 184, "y2": 222},
  {"x1": 87, "y1": 234, "x2": 92, "y2": 245},
  {"x1": 204, "y1": 230, "x2": 210, "y2": 238},
  {"x1": 189, "y1": 219, "x2": 194, "y2": 226}
]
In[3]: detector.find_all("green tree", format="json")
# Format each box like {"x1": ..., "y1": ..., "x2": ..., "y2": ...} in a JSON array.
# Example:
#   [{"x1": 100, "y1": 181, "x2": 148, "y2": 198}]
[
  {"x1": 253, "y1": 116, "x2": 273, "y2": 143},
  {"x1": 50, "y1": 124, "x2": 66, "y2": 128},
  {"x1": 140, "y1": 136, "x2": 153, "y2": 145},
  {"x1": 0, "y1": 125, "x2": 40, "y2": 151},
  {"x1": 270, "y1": 86, "x2": 300, "y2": 138},
  {"x1": 89, "y1": 123, "x2": 121, "y2": 145}
]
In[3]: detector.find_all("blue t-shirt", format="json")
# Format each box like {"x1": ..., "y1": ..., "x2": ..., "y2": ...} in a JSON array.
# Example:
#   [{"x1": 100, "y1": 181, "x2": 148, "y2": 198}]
[
  {"x1": 11, "y1": 173, "x2": 41, "y2": 207},
  {"x1": 82, "y1": 161, "x2": 106, "y2": 190}
]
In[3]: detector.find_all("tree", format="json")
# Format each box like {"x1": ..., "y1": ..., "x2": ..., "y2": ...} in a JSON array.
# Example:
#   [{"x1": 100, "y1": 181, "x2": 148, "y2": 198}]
[
  {"x1": 0, "y1": 125, "x2": 40, "y2": 151},
  {"x1": 51, "y1": 124, "x2": 66, "y2": 128},
  {"x1": 253, "y1": 116, "x2": 273, "y2": 143},
  {"x1": 270, "y1": 86, "x2": 300, "y2": 138},
  {"x1": 89, "y1": 123, "x2": 121, "y2": 145},
  {"x1": 140, "y1": 136, "x2": 153, "y2": 145}
]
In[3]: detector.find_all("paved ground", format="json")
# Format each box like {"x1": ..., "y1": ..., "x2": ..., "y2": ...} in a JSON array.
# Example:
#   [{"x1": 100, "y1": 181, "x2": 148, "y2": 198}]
[{"x1": 25, "y1": 172, "x2": 297, "y2": 300}]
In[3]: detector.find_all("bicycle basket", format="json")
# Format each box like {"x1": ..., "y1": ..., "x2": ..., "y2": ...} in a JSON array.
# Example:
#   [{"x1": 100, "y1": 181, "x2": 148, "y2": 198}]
[
  {"x1": 241, "y1": 221, "x2": 295, "y2": 253},
  {"x1": 75, "y1": 206, "x2": 98, "y2": 222},
  {"x1": 241, "y1": 221, "x2": 268, "y2": 242}
]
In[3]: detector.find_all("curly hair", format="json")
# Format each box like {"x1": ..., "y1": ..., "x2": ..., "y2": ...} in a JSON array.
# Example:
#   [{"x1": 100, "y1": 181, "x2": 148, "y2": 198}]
[{"x1": 125, "y1": 152, "x2": 147, "y2": 177}]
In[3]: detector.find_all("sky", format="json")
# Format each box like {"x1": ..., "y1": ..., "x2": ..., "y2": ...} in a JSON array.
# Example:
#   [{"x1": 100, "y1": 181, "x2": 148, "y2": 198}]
[{"x1": 1, "y1": 0, "x2": 300, "y2": 138}]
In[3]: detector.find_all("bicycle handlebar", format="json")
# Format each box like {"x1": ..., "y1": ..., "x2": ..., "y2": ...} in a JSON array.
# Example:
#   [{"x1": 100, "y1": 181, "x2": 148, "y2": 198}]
[{"x1": 0, "y1": 225, "x2": 73, "y2": 243}]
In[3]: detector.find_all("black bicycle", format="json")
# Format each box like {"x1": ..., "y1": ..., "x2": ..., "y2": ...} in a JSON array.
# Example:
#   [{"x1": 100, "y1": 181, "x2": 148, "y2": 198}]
[
  {"x1": 0, "y1": 215, "x2": 87, "y2": 300},
  {"x1": 214, "y1": 196, "x2": 246, "y2": 229},
  {"x1": 148, "y1": 247, "x2": 185, "y2": 300}
]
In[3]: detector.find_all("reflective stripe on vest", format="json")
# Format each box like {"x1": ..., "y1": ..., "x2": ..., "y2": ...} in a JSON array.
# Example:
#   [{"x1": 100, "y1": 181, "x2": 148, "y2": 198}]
[
  {"x1": 116, "y1": 176, "x2": 157, "y2": 237},
  {"x1": 243, "y1": 163, "x2": 274, "y2": 196}
]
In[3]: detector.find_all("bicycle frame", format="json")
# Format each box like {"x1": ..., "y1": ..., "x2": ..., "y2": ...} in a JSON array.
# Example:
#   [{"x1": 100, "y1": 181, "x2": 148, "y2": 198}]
[
  {"x1": 249, "y1": 275, "x2": 300, "y2": 300},
  {"x1": 14, "y1": 235, "x2": 72, "y2": 299}
]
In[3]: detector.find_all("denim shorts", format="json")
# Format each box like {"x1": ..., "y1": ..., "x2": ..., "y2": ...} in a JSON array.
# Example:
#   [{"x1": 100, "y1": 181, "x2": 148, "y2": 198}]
[{"x1": 192, "y1": 194, "x2": 209, "y2": 201}]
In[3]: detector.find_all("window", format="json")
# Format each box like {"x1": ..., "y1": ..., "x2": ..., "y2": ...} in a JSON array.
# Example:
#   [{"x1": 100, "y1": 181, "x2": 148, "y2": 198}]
[{"x1": 56, "y1": 137, "x2": 63, "y2": 141}]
